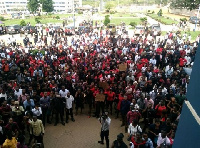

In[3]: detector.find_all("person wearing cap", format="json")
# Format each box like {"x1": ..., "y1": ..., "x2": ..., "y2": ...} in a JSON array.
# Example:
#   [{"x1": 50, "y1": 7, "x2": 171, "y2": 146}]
[
  {"x1": 98, "y1": 112, "x2": 111, "y2": 148},
  {"x1": 111, "y1": 133, "x2": 128, "y2": 148}
]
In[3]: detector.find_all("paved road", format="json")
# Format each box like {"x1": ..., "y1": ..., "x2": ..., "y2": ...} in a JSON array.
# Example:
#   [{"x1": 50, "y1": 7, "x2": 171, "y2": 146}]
[{"x1": 43, "y1": 107, "x2": 130, "y2": 148}]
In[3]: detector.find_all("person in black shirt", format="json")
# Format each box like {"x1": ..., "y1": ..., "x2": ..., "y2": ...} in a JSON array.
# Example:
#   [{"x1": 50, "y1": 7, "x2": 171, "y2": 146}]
[{"x1": 111, "y1": 133, "x2": 128, "y2": 148}]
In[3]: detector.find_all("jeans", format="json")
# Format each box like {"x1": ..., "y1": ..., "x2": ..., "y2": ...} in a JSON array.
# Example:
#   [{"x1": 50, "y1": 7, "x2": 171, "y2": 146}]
[{"x1": 100, "y1": 130, "x2": 109, "y2": 148}]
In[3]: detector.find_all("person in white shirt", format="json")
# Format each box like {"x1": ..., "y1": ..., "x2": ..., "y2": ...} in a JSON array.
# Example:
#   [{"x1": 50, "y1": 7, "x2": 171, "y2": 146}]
[
  {"x1": 14, "y1": 86, "x2": 22, "y2": 98},
  {"x1": 65, "y1": 92, "x2": 75, "y2": 123},
  {"x1": 149, "y1": 56, "x2": 157, "y2": 66},
  {"x1": 32, "y1": 104, "x2": 42, "y2": 120},
  {"x1": 59, "y1": 86, "x2": 69, "y2": 98},
  {"x1": 157, "y1": 130, "x2": 171, "y2": 147},
  {"x1": 127, "y1": 119, "x2": 142, "y2": 140}
]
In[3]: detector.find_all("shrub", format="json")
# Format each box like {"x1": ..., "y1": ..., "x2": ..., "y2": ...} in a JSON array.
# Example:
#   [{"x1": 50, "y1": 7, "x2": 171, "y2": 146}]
[
  {"x1": 30, "y1": 49, "x2": 45, "y2": 55},
  {"x1": 35, "y1": 17, "x2": 41, "y2": 23},
  {"x1": 157, "y1": 9, "x2": 163, "y2": 16},
  {"x1": 55, "y1": 16, "x2": 60, "y2": 19},
  {"x1": 104, "y1": 15, "x2": 110, "y2": 26},
  {"x1": 129, "y1": 22, "x2": 137, "y2": 28},
  {"x1": 110, "y1": 11, "x2": 115, "y2": 14},
  {"x1": 20, "y1": 20, "x2": 26, "y2": 26},
  {"x1": 78, "y1": 10, "x2": 83, "y2": 14},
  {"x1": 0, "y1": 16, "x2": 5, "y2": 21}
]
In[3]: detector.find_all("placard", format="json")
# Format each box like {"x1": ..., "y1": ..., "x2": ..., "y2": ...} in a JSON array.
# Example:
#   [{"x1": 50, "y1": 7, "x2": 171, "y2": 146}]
[
  {"x1": 119, "y1": 64, "x2": 127, "y2": 71},
  {"x1": 99, "y1": 82, "x2": 109, "y2": 89},
  {"x1": 95, "y1": 94, "x2": 105, "y2": 102}
]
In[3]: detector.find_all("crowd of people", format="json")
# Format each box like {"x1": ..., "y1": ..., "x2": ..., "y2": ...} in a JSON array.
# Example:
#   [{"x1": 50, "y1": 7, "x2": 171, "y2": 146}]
[{"x1": 0, "y1": 19, "x2": 200, "y2": 148}]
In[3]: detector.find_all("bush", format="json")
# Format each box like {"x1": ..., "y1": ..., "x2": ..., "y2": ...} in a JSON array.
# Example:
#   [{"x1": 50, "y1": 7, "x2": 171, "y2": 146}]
[
  {"x1": 104, "y1": 15, "x2": 110, "y2": 26},
  {"x1": 78, "y1": 10, "x2": 83, "y2": 14},
  {"x1": 35, "y1": 17, "x2": 41, "y2": 23},
  {"x1": 157, "y1": 9, "x2": 163, "y2": 16},
  {"x1": 55, "y1": 16, "x2": 60, "y2": 19},
  {"x1": 0, "y1": 16, "x2": 5, "y2": 21},
  {"x1": 129, "y1": 22, "x2": 137, "y2": 28},
  {"x1": 20, "y1": 20, "x2": 26, "y2": 26},
  {"x1": 110, "y1": 11, "x2": 115, "y2": 14}
]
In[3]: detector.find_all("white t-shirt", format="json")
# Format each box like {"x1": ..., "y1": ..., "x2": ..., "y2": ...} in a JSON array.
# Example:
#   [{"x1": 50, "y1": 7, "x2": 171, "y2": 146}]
[
  {"x1": 59, "y1": 89, "x2": 69, "y2": 98},
  {"x1": 14, "y1": 89, "x2": 22, "y2": 98},
  {"x1": 128, "y1": 124, "x2": 142, "y2": 136},
  {"x1": 65, "y1": 95, "x2": 74, "y2": 109}
]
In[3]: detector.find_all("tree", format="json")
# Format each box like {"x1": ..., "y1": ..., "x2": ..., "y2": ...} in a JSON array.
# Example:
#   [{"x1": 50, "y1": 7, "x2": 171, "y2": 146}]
[
  {"x1": 105, "y1": 1, "x2": 116, "y2": 12},
  {"x1": 27, "y1": 0, "x2": 39, "y2": 13},
  {"x1": 41, "y1": 0, "x2": 54, "y2": 12},
  {"x1": 104, "y1": 15, "x2": 110, "y2": 26},
  {"x1": 170, "y1": 0, "x2": 200, "y2": 11}
]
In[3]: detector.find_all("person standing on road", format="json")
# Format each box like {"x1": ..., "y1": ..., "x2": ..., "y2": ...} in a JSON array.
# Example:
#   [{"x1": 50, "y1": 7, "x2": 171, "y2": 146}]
[
  {"x1": 65, "y1": 92, "x2": 75, "y2": 123},
  {"x1": 98, "y1": 112, "x2": 111, "y2": 148}
]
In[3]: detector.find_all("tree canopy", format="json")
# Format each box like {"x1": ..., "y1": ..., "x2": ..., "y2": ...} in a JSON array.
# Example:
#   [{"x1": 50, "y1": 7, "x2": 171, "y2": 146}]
[
  {"x1": 27, "y1": 0, "x2": 39, "y2": 13},
  {"x1": 41, "y1": 0, "x2": 54, "y2": 12},
  {"x1": 170, "y1": 0, "x2": 200, "y2": 11}
]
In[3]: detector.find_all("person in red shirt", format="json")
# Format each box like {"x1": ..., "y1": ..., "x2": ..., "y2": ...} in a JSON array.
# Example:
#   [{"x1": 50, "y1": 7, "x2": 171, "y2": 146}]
[
  {"x1": 105, "y1": 88, "x2": 115, "y2": 115},
  {"x1": 130, "y1": 132, "x2": 146, "y2": 148},
  {"x1": 116, "y1": 91, "x2": 124, "y2": 118},
  {"x1": 155, "y1": 100, "x2": 166, "y2": 118},
  {"x1": 179, "y1": 56, "x2": 187, "y2": 67}
]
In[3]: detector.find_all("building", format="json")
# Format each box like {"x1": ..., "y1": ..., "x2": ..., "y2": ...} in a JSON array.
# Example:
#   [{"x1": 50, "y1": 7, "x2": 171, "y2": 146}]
[
  {"x1": 0, "y1": 0, "x2": 82, "y2": 14},
  {"x1": 0, "y1": 0, "x2": 28, "y2": 14},
  {"x1": 53, "y1": 0, "x2": 82, "y2": 13}
]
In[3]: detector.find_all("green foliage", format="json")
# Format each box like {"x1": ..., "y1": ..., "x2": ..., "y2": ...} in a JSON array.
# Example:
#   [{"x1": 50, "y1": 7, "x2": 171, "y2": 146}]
[
  {"x1": 20, "y1": 20, "x2": 26, "y2": 26},
  {"x1": 78, "y1": 10, "x2": 83, "y2": 14},
  {"x1": 55, "y1": 16, "x2": 60, "y2": 20},
  {"x1": 129, "y1": 22, "x2": 137, "y2": 28},
  {"x1": 180, "y1": 18, "x2": 187, "y2": 22},
  {"x1": 35, "y1": 17, "x2": 41, "y2": 23},
  {"x1": 104, "y1": 15, "x2": 110, "y2": 26},
  {"x1": 41, "y1": 0, "x2": 54, "y2": 12},
  {"x1": 0, "y1": 16, "x2": 5, "y2": 21},
  {"x1": 105, "y1": 1, "x2": 116, "y2": 11},
  {"x1": 27, "y1": 0, "x2": 39, "y2": 13},
  {"x1": 110, "y1": 11, "x2": 116, "y2": 14},
  {"x1": 157, "y1": 9, "x2": 163, "y2": 16},
  {"x1": 152, "y1": 11, "x2": 155, "y2": 14},
  {"x1": 140, "y1": 17, "x2": 147, "y2": 22},
  {"x1": 147, "y1": 14, "x2": 178, "y2": 25},
  {"x1": 170, "y1": 0, "x2": 200, "y2": 11},
  {"x1": 29, "y1": 49, "x2": 45, "y2": 55}
]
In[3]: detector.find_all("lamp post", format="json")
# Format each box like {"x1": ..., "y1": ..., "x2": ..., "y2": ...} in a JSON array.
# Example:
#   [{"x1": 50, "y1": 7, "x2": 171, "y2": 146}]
[{"x1": 194, "y1": 4, "x2": 200, "y2": 32}]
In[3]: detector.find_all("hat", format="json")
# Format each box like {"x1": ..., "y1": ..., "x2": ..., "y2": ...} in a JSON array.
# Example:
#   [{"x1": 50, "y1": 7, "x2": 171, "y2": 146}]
[
  {"x1": 14, "y1": 101, "x2": 19, "y2": 105},
  {"x1": 117, "y1": 133, "x2": 124, "y2": 140}
]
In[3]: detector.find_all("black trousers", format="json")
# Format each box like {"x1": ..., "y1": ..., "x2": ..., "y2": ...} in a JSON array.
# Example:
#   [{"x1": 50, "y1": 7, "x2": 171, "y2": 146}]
[
  {"x1": 42, "y1": 108, "x2": 50, "y2": 126},
  {"x1": 34, "y1": 134, "x2": 43, "y2": 144},
  {"x1": 66, "y1": 108, "x2": 74, "y2": 121},
  {"x1": 55, "y1": 110, "x2": 64, "y2": 123},
  {"x1": 100, "y1": 130, "x2": 109, "y2": 148}
]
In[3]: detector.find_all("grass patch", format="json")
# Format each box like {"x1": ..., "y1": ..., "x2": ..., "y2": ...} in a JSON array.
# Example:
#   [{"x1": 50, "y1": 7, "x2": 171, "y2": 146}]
[
  {"x1": 147, "y1": 14, "x2": 178, "y2": 25},
  {"x1": 2, "y1": 14, "x2": 78, "y2": 26},
  {"x1": 110, "y1": 18, "x2": 142, "y2": 25}
]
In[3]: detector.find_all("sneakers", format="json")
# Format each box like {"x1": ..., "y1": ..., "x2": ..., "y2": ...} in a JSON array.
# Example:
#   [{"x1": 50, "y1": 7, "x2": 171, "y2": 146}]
[
  {"x1": 66, "y1": 120, "x2": 69, "y2": 123},
  {"x1": 71, "y1": 118, "x2": 75, "y2": 122}
]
